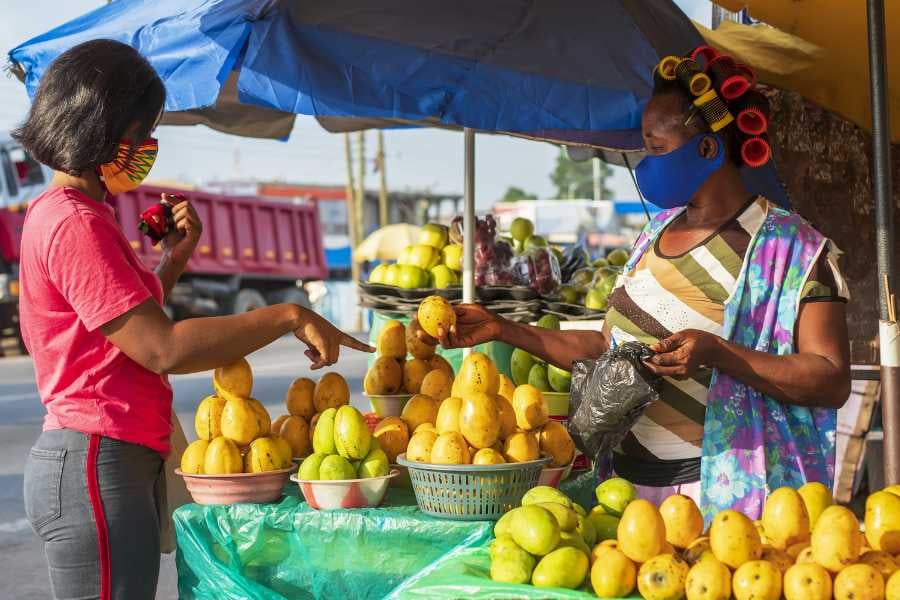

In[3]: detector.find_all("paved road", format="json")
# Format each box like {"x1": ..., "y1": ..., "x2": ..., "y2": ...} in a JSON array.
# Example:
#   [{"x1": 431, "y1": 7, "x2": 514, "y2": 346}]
[{"x1": 0, "y1": 336, "x2": 371, "y2": 599}]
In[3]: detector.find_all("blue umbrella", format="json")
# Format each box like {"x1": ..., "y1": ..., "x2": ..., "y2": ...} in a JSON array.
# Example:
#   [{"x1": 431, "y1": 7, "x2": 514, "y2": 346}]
[{"x1": 6, "y1": 0, "x2": 786, "y2": 300}]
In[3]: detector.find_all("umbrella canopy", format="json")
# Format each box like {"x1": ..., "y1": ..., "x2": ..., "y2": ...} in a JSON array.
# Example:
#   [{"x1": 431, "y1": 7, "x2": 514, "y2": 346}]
[
  {"x1": 354, "y1": 223, "x2": 419, "y2": 263},
  {"x1": 709, "y1": 1, "x2": 900, "y2": 142},
  {"x1": 8, "y1": 0, "x2": 702, "y2": 154}
]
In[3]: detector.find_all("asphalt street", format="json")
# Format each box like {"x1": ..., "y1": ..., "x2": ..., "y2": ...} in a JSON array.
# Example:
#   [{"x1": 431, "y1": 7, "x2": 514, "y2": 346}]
[{"x1": 0, "y1": 335, "x2": 372, "y2": 599}]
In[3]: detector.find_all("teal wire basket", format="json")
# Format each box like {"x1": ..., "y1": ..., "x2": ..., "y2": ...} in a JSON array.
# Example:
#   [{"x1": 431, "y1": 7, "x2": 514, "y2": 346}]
[{"x1": 397, "y1": 454, "x2": 550, "y2": 521}]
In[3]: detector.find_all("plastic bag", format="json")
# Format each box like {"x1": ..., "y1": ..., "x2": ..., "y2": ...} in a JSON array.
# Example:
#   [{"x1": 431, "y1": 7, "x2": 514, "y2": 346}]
[
  {"x1": 566, "y1": 342, "x2": 661, "y2": 463},
  {"x1": 514, "y1": 247, "x2": 561, "y2": 295}
]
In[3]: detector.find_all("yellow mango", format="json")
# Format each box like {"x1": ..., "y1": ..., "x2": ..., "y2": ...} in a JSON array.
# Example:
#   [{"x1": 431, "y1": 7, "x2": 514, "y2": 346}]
[
  {"x1": 783, "y1": 563, "x2": 832, "y2": 600},
  {"x1": 502, "y1": 431, "x2": 540, "y2": 463},
  {"x1": 244, "y1": 437, "x2": 282, "y2": 473},
  {"x1": 497, "y1": 374, "x2": 516, "y2": 403},
  {"x1": 512, "y1": 384, "x2": 549, "y2": 430},
  {"x1": 420, "y1": 369, "x2": 452, "y2": 401},
  {"x1": 709, "y1": 509, "x2": 762, "y2": 570},
  {"x1": 732, "y1": 560, "x2": 781, "y2": 600},
  {"x1": 532, "y1": 546, "x2": 589, "y2": 589},
  {"x1": 403, "y1": 358, "x2": 432, "y2": 394},
  {"x1": 194, "y1": 395, "x2": 226, "y2": 441},
  {"x1": 271, "y1": 414, "x2": 289, "y2": 435},
  {"x1": 472, "y1": 448, "x2": 505, "y2": 465},
  {"x1": 866, "y1": 491, "x2": 900, "y2": 554},
  {"x1": 811, "y1": 505, "x2": 863, "y2": 573},
  {"x1": 405, "y1": 317, "x2": 436, "y2": 360},
  {"x1": 495, "y1": 394, "x2": 516, "y2": 440},
  {"x1": 414, "y1": 422, "x2": 436, "y2": 435},
  {"x1": 400, "y1": 394, "x2": 439, "y2": 432},
  {"x1": 406, "y1": 430, "x2": 437, "y2": 463},
  {"x1": 284, "y1": 377, "x2": 316, "y2": 419},
  {"x1": 373, "y1": 416, "x2": 409, "y2": 463},
  {"x1": 887, "y1": 571, "x2": 900, "y2": 600},
  {"x1": 203, "y1": 436, "x2": 242, "y2": 474},
  {"x1": 590, "y1": 546, "x2": 636, "y2": 597},
  {"x1": 377, "y1": 320, "x2": 406, "y2": 359},
  {"x1": 761, "y1": 546, "x2": 793, "y2": 574},
  {"x1": 278, "y1": 415, "x2": 310, "y2": 458},
  {"x1": 798, "y1": 481, "x2": 833, "y2": 529},
  {"x1": 417, "y1": 295, "x2": 456, "y2": 339},
  {"x1": 459, "y1": 392, "x2": 500, "y2": 449},
  {"x1": 364, "y1": 356, "x2": 403, "y2": 395},
  {"x1": 617, "y1": 499, "x2": 667, "y2": 564},
  {"x1": 180, "y1": 439, "x2": 209, "y2": 474},
  {"x1": 213, "y1": 358, "x2": 253, "y2": 401},
  {"x1": 538, "y1": 420, "x2": 575, "y2": 468},
  {"x1": 660, "y1": 493, "x2": 704, "y2": 550},
  {"x1": 859, "y1": 550, "x2": 898, "y2": 581},
  {"x1": 762, "y1": 487, "x2": 811, "y2": 550},
  {"x1": 685, "y1": 556, "x2": 731, "y2": 600},
  {"x1": 684, "y1": 536, "x2": 713, "y2": 565},
  {"x1": 313, "y1": 372, "x2": 349, "y2": 412},
  {"x1": 430, "y1": 432, "x2": 470, "y2": 464},
  {"x1": 833, "y1": 564, "x2": 885, "y2": 600},
  {"x1": 637, "y1": 554, "x2": 690, "y2": 600},
  {"x1": 246, "y1": 397, "x2": 271, "y2": 440},
  {"x1": 435, "y1": 397, "x2": 462, "y2": 434},
  {"x1": 428, "y1": 354, "x2": 454, "y2": 378},
  {"x1": 269, "y1": 434, "x2": 293, "y2": 468},
  {"x1": 220, "y1": 396, "x2": 259, "y2": 446},
  {"x1": 452, "y1": 351, "x2": 500, "y2": 396}
]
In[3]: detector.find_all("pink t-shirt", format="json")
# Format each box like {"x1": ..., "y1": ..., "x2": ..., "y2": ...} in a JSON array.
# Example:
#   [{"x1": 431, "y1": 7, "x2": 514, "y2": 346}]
[{"x1": 19, "y1": 186, "x2": 173, "y2": 455}]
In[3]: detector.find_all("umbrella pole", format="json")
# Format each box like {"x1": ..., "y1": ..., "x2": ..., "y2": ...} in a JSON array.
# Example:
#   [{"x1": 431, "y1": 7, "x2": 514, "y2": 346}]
[
  {"x1": 867, "y1": 0, "x2": 900, "y2": 485},
  {"x1": 463, "y1": 128, "x2": 476, "y2": 307}
]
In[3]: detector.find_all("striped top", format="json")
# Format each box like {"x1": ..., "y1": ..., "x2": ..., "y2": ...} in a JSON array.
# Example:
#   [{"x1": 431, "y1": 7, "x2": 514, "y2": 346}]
[{"x1": 605, "y1": 197, "x2": 847, "y2": 484}]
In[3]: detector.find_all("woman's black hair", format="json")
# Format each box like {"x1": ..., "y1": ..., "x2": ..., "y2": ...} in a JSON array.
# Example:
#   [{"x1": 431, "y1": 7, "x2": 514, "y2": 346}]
[
  {"x1": 651, "y1": 76, "x2": 744, "y2": 168},
  {"x1": 12, "y1": 39, "x2": 166, "y2": 176}
]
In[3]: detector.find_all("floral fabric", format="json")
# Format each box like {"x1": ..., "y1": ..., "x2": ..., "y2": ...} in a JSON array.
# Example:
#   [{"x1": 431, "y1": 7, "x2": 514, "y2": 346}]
[{"x1": 624, "y1": 199, "x2": 836, "y2": 522}]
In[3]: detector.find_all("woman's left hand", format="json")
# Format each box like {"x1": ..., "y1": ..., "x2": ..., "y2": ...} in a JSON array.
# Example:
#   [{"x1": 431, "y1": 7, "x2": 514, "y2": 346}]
[
  {"x1": 645, "y1": 329, "x2": 721, "y2": 379},
  {"x1": 161, "y1": 195, "x2": 203, "y2": 264}
]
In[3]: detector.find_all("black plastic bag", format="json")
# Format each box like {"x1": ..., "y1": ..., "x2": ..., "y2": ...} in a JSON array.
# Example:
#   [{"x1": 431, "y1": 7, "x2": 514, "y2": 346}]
[{"x1": 566, "y1": 341, "x2": 661, "y2": 463}]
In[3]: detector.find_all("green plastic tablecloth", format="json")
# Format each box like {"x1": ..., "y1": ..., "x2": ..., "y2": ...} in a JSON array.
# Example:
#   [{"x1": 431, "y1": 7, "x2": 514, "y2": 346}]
[
  {"x1": 174, "y1": 487, "x2": 492, "y2": 600},
  {"x1": 385, "y1": 545, "x2": 642, "y2": 599}
]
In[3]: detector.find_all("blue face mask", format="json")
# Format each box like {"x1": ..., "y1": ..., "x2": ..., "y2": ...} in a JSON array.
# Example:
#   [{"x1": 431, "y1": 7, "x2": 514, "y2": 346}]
[{"x1": 635, "y1": 133, "x2": 725, "y2": 209}]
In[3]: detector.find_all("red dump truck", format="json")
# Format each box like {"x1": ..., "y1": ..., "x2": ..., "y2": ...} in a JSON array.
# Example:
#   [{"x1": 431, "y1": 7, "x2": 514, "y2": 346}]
[{"x1": 0, "y1": 139, "x2": 328, "y2": 346}]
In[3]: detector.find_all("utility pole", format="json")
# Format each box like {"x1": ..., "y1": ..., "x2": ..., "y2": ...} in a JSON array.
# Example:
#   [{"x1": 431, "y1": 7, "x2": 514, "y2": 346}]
[
  {"x1": 356, "y1": 132, "x2": 366, "y2": 243},
  {"x1": 343, "y1": 133, "x2": 362, "y2": 330},
  {"x1": 592, "y1": 158, "x2": 602, "y2": 202},
  {"x1": 377, "y1": 131, "x2": 389, "y2": 227}
]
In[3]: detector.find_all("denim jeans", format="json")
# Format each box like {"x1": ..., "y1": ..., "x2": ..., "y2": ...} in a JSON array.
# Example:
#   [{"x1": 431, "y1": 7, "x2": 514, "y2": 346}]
[{"x1": 24, "y1": 429, "x2": 164, "y2": 600}]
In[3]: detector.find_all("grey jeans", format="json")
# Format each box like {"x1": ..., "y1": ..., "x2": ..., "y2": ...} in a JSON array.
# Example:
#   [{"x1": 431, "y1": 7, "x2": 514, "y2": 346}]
[{"x1": 24, "y1": 429, "x2": 165, "y2": 600}]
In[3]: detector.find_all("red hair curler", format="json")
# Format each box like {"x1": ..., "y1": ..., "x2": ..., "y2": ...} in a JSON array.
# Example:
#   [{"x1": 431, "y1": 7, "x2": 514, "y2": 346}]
[
  {"x1": 734, "y1": 91, "x2": 770, "y2": 135},
  {"x1": 707, "y1": 55, "x2": 751, "y2": 100},
  {"x1": 691, "y1": 45, "x2": 720, "y2": 69},
  {"x1": 741, "y1": 137, "x2": 771, "y2": 168}
]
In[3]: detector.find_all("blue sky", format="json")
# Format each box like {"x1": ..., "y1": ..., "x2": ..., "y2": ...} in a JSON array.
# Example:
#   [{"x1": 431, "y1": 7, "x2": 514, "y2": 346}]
[{"x1": 0, "y1": 1, "x2": 712, "y2": 207}]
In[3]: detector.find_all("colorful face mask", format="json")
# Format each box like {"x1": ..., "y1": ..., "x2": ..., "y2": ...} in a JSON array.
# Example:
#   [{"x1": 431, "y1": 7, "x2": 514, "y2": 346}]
[
  {"x1": 635, "y1": 133, "x2": 725, "y2": 209},
  {"x1": 97, "y1": 138, "x2": 158, "y2": 195}
]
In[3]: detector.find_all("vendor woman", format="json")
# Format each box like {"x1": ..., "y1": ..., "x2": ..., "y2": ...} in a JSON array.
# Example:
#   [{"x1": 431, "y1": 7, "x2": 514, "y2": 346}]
[
  {"x1": 422, "y1": 48, "x2": 850, "y2": 520},
  {"x1": 16, "y1": 40, "x2": 371, "y2": 600}
]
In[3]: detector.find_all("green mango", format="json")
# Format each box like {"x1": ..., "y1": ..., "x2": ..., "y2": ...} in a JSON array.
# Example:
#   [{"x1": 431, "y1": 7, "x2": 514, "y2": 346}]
[
  {"x1": 358, "y1": 447, "x2": 389, "y2": 478},
  {"x1": 531, "y1": 546, "x2": 589, "y2": 589},
  {"x1": 298, "y1": 453, "x2": 328, "y2": 480},
  {"x1": 521, "y1": 485, "x2": 573, "y2": 508},
  {"x1": 535, "y1": 502, "x2": 578, "y2": 532},
  {"x1": 556, "y1": 530, "x2": 591, "y2": 558},
  {"x1": 511, "y1": 505, "x2": 560, "y2": 556},
  {"x1": 576, "y1": 514, "x2": 598, "y2": 547},
  {"x1": 318, "y1": 454, "x2": 356, "y2": 480},
  {"x1": 490, "y1": 553, "x2": 535, "y2": 585},
  {"x1": 333, "y1": 405, "x2": 371, "y2": 460},
  {"x1": 312, "y1": 407, "x2": 337, "y2": 455},
  {"x1": 494, "y1": 508, "x2": 519, "y2": 538},
  {"x1": 510, "y1": 348, "x2": 536, "y2": 386},
  {"x1": 547, "y1": 364, "x2": 572, "y2": 393},
  {"x1": 536, "y1": 314, "x2": 560, "y2": 330},
  {"x1": 587, "y1": 507, "x2": 620, "y2": 542},
  {"x1": 527, "y1": 363, "x2": 551, "y2": 392},
  {"x1": 572, "y1": 502, "x2": 587, "y2": 517}
]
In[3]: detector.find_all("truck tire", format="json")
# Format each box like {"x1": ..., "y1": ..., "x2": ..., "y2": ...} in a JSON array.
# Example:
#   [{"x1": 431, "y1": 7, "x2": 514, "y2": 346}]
[
  {"x1": 266, "y1": 287, "x2": 311, "y2": 309},
  {"x1": 231, "y1": 288, "x2": 267, "y2": 314}
]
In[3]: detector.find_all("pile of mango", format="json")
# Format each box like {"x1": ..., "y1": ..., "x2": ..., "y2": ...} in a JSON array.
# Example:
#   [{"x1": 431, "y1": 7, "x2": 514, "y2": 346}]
[
  {"x1": 510, "y1": 314, "x2": 572, "y2": 393},
  {"x1": 491, "y1": 476, "x2": 900, "y2": 599},
  {"x1": 367, "y1": 223, "x2": 463, "y2": 289},
  {"x1": 180, "y1": 358, "x2": 293, "y2": 475},
  {"x1": 378, "y1": 341, "x2": 576, "y2": 467},
  {"x1": 364, "y1": 314, "x2": 455, "y2": 398},
  {"x1": 269, "y1": 371, "x2": 352, "y2": 458},
  {"x1": 296, "y1": 405, "x2": 390, "y2": 480}
]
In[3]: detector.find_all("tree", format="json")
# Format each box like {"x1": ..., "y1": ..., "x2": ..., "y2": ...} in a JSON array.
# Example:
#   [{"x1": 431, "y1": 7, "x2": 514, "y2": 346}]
[
  {"x1": 550, "y1": 148, "x2": 613, "y2": 199},
  {"x1": 500, "y1": 186, "x2": 538, "y2": 202}
]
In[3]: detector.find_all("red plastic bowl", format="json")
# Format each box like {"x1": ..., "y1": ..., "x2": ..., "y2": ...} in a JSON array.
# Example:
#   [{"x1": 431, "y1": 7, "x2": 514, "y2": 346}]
[{"x1": 175, "y1": 467, "x2": 294, "y2": 505}]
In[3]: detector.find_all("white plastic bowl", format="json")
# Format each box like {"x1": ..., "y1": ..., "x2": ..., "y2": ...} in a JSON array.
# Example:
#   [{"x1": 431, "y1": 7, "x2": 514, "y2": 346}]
[
  {"x1": 366, "y1": 394, "x2": 412, "y2": 417},
  {"x1": 538, "y1": 461, "x2": 574, "y2": 488},
  {"x1": 290, "y1": 469, "x2": 399, "y2": 509}
]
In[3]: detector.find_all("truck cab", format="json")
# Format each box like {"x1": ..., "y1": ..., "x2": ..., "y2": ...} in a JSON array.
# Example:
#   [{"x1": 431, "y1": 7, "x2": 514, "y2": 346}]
[{"x1": 0, "y1": 137, "x2": 51, "y2": 343}]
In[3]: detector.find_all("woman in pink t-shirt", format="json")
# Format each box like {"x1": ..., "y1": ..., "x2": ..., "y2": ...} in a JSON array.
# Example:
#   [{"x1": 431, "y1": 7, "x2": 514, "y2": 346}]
[{"x1": 15, "y1": 40, "x2": 372, "y2": 600}]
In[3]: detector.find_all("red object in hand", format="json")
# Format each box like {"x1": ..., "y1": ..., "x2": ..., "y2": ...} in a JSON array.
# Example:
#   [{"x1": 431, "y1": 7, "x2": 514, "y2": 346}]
[{"x1": 138, "y1": 194, "x2": 180, "y2": 245}]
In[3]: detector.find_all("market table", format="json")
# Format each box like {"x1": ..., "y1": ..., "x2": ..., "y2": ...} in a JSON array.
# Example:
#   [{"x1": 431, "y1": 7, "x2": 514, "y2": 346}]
[{"x1": 174, "y1": 471, "x2": 599, "y2": 599}]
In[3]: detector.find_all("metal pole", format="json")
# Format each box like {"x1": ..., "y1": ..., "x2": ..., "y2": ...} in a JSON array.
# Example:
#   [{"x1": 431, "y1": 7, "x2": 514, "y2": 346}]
[
  {"x1": 343, "y1": 134, "x2": 362, "y2": 331},
  {"x1": 867, "y1": 0, "x2": 900, "y2": 485},
  {"x1": 377, "y1": 131, "x2": 389, "y2": 227},
  {"x1": 463, "y1": 128, "x2": 476, "y2": 307},
  {"x1": 592, "y1": 158, "x2": 601, "y2": 202}
]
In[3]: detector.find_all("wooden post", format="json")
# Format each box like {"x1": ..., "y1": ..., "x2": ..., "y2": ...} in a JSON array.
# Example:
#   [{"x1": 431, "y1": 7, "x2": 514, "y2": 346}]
[
  {"x1": 377, "y1": 131, "x2": 389, "y2": 227},
  {"x1": 343, "y1": 133, "x2": 362, "y2": 331},
  {"x1": 356, "y1": 131, "x2": 366, "y2": 242}
]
